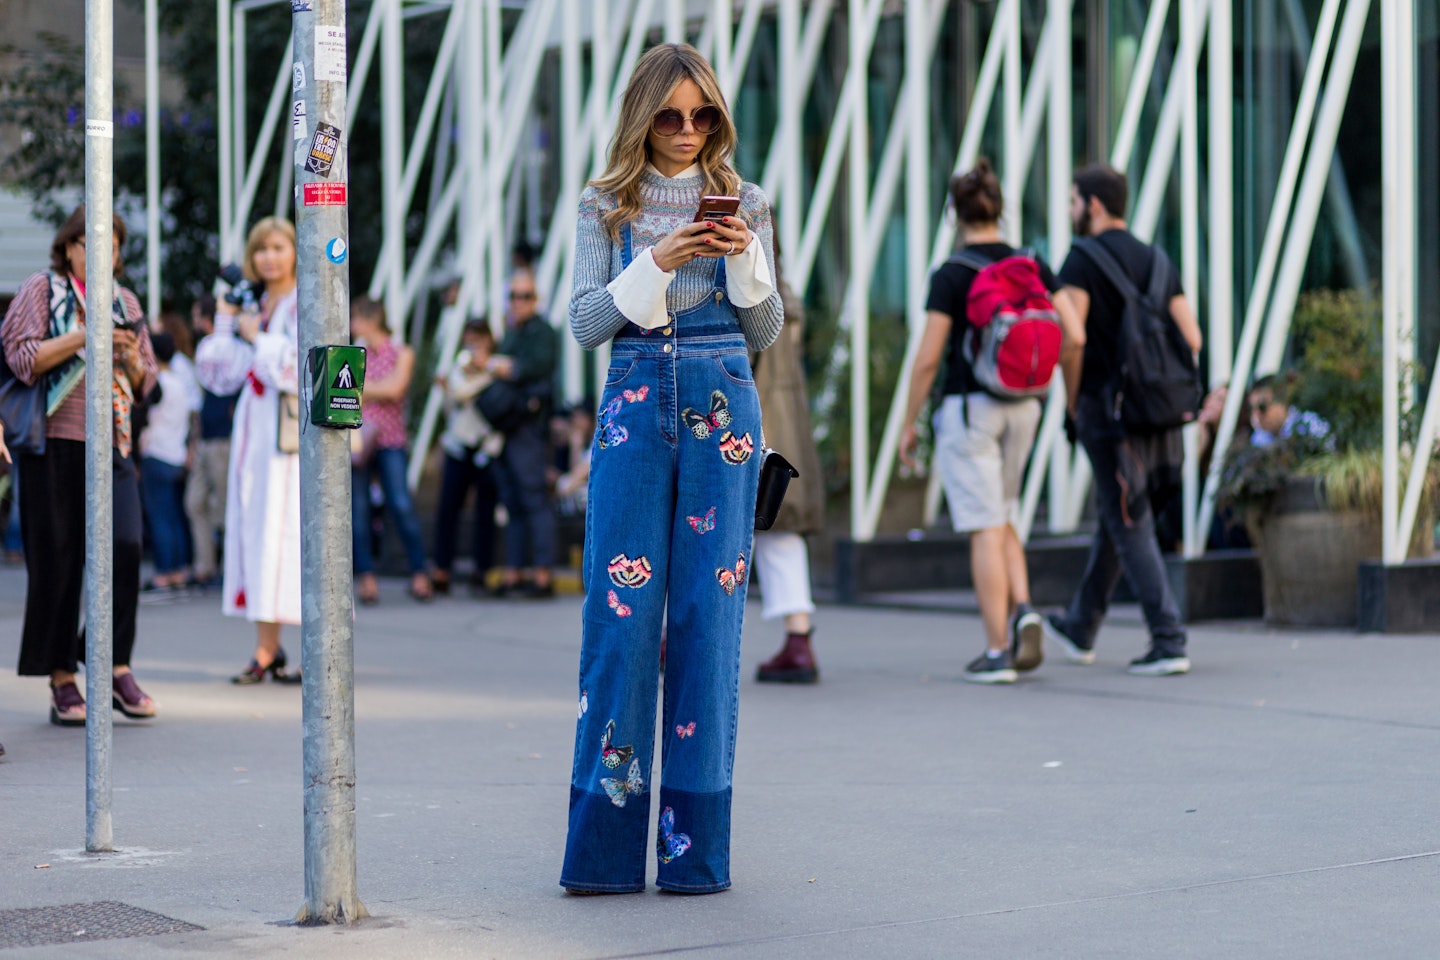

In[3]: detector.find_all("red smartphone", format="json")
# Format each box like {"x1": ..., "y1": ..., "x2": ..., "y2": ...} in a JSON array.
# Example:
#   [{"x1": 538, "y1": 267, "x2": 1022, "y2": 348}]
[{"x1": 693, "y1": 195, "x2": 741, "y2": 223}]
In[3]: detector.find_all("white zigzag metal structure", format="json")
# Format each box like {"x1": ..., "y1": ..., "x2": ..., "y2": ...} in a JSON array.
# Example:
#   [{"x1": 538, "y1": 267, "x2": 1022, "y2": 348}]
[{"x1": 207, "y1": 0, "x2": 1431, "y2": 566}]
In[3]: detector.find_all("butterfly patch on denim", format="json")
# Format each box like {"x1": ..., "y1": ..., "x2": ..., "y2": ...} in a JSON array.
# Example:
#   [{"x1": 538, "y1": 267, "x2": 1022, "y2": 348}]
[
  {"x1": 606, "y1": 589, "x2": 632, "y2": 618},
  {"x1": 623, "y1": 386, "x2": 649, "y2": 403},
  {"x1": 686, "y1": 506, "x2": 716, "y2": 535},
  {"x1": 601, "y1": 757, "x2": 644, "y2": 808},
  {"x1": 717, "y1": 431, "x2": 754, "y2": 465},
  {"x1": 578, "y1": 690, "x2": 588, "y2": 718},
  {"x1": 596, "y1": 396, "x2": 629, "y2": 449},
  {"x1": 607, "y1": 553, "x2": 653, "y2": 588},
  {"x1": 600, "y1": 719, "x2": 634, "y2": 769},
  {"x1": 675, "y1": 722, "x2": 695, "y2": 739},
  {"x1": 681, "y1": 390, "x2": 732, "y2": 440},
  {"x1": 657, "y1": 806, "x2": 692, "y2": 863},
  {"x1": 716, "y1": 553, "x2": 748, "y2": 595}
]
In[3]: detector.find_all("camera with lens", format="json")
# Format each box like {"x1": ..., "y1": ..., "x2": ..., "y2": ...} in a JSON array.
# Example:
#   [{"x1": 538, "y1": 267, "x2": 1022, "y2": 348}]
[{"x1": 217, "y1": 262, "x2": 258, "y2": 311}]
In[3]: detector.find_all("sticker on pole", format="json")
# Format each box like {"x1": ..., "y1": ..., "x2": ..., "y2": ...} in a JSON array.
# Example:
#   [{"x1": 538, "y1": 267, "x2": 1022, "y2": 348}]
[
  {"x1": 292, "y1": 100, "x2": 308, "y2": 141},
  {"x1": 292, "y1": 61, "x2": 306, "y2": 91},
  {"x1": 325, "y1": 238, "x2": 348, "y2": 264},
  {"x1": 302, "y1": 183, "x2": 347, "y2": 207},
  {"x1": 304, "y1": 122, "x2": 341, "y2": 177},
  {"x1": 86, "y1": 119, "x2": 114, "y2": 139},
  {"x1": 292, "y1": 1, "x2": 313, "y2": 10},
  {"x1": 315, "y1": 25, "x2": 347, "y2": 84}
]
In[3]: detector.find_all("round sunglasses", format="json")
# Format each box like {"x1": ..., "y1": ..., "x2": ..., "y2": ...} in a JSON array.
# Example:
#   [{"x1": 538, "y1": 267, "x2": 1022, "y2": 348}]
[{"x1": 651, "y1": 104, "x2": 722, "y2": 138}]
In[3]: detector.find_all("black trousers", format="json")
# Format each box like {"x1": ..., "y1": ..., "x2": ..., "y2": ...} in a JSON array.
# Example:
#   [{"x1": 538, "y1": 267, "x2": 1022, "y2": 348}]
[{"x1": 16, "y1": 439, "x2": 142, "y2": 676}]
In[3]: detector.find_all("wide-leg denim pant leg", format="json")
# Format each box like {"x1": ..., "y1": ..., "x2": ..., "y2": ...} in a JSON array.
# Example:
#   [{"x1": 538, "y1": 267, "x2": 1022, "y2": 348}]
[{"x1": 562, "y1": 297, "x2": 761, "y2": 893}]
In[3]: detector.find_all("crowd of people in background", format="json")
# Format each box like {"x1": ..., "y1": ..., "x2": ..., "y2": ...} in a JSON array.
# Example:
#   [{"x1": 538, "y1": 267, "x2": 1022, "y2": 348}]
[{"x1": 0, "y1": 153, "x2": 1338, "y2": 741}]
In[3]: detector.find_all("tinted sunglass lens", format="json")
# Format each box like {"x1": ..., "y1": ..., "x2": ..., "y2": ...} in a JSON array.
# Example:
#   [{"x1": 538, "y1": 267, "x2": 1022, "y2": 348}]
[
  {"x1": 653, "y1": 109, "x2": 684, "y2": 137},
  {"x1": 692, "y1": 106, "x2": 721, "y2": 134}
]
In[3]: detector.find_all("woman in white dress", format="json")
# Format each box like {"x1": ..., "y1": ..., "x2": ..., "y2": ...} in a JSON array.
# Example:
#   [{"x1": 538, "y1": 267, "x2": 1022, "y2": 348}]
[{"x1": 195, "y1": 217, "x2": 303, "y2": 684}]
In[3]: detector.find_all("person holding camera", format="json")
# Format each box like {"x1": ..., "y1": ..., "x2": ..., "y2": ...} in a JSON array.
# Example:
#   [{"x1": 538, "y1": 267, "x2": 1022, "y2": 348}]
[
  {"x1": 195, "y1": 217, "x2": 303, "y2": 685},
  {"x1": 560, "y1": 43, "x2": 783, "y2": 895},
  {"x1": 2, "y1": 205, "x2": 159, "y2": 725}
]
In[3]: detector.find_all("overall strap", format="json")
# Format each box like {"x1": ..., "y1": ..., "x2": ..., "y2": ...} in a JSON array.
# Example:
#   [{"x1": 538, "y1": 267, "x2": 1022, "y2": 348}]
[
  {"x1": 714, "y1": 253, "x2": 727, "y2": 290},
  {"x1": 620, "y1": 222, "x2": 634, "y2": 269}
]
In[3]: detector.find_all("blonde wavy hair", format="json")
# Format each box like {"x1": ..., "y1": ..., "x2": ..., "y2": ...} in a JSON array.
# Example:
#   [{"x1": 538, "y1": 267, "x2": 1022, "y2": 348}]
[
  {"x1": 591, "y1": 43, "x2": 741, "y2": 239},
  {"x1": 241, "y1": 216, "x2": 297, "y2": 284}
]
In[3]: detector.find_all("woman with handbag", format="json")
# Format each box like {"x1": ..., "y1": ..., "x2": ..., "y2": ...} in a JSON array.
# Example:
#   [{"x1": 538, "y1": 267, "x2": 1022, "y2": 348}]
[
  {"x1": 1, "y1": 206, "x2": 159, "y2": 724},
  {"x1": 561, "y1": 43, "x2": 783, "y2": 894},
  {"x1": 348, "y1": 295, "x2": 433, "y2": 604},
  {"x1": 194, "y1": 217, "x2": 304, "y2": 685}
]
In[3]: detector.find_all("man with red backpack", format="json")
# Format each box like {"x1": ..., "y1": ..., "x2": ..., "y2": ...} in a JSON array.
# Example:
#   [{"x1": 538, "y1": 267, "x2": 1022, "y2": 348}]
[
  {"x1": 901, "y1": 160, "x2": 1085, "y2": 684},
  {"x1": 1042, "y1": 164, "x2": 1204, "y2": 676}
]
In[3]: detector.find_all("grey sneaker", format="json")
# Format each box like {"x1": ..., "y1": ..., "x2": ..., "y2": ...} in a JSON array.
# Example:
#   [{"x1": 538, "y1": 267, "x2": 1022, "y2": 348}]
[
  {"x1": 1127, "y1": 648, "x2": 1190, "y2": 676},
  {"x1": 1042, "y1": 615, "x2": 1096, "y2": 665},
  {"x1": 963, "y1": 651, "x2": 1017, "y2": 684},
  {"x1": 1011, "y1": 605, "x2": 1044, "y2": 672}
]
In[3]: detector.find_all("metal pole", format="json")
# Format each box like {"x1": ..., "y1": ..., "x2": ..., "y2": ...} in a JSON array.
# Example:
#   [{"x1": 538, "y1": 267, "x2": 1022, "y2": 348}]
[
  {"x1": 218, "y1": 0, "x2": 234, "y2": 261},
  {"x1": 292, "y1": 0, "x2": 365, "y2": 924},
  {"x1": 1381, "y1": 0, "x2": 1416, "y2": 565},
  {"x1": 84, "y1": 0, "x2": 116, "y2": 855},
  {"x1": 145, "y1": 0, "x2": 160, "y2": 320},
  {"x1": 1179, "y1": 0, "x2": 1202, "y2": 307},
  {"x1": 848, "y1": 0, "x2": 870, "y2": 539},
  {"x1": 381, "y1": 0, "x2": 405, "y2": 338},
  {"x1": 1002, "y1": 0, "x2": 1021, "y2": 245}
]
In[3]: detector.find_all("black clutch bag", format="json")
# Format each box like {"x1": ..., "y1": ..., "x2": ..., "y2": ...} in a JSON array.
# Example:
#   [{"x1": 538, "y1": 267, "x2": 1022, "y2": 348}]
[{"x1": 753, "y1": 448, "x2": 798, "y2": 531}]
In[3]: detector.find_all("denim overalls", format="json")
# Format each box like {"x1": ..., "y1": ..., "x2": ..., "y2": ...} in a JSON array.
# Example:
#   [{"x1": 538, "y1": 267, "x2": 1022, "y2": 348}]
[{"x1": 561, "y1": 224, "x2": 763, "y2": 893}]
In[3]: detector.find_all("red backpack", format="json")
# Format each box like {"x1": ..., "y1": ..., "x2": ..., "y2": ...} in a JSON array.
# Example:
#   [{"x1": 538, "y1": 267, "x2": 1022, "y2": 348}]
[{"x1": 949, "y1": 250, "x2": 1062, "y2": 400}]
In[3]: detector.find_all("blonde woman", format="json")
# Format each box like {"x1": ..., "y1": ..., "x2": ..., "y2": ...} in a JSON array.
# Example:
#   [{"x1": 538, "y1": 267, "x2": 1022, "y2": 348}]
[
  {"x1": 195, "y1": 217, "x2": 303, "y2": 685},
  {"x1": 561, "y1": 43, "x2": 783, "y2": 894}
]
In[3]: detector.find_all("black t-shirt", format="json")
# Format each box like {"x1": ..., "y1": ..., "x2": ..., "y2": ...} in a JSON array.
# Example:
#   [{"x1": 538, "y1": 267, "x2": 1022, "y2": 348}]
[
  {"x1": 1057, "y1": 228, "x2": 1184, "y2": 399},
  {"x1": 924, "y1": 242, "x2": 1061, "y2": 397}
]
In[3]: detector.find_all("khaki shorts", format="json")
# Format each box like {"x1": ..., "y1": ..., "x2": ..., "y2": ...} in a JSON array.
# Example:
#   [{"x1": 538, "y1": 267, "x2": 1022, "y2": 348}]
[{"x1": 933, "y1": 393, "x2": 1041, "y2": 532}]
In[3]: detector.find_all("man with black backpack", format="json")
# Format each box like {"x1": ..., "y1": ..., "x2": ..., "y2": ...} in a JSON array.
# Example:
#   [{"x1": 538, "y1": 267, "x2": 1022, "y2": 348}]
[{"x1": 1042, "y1": 164, "x2": 1204, "y2": 676}]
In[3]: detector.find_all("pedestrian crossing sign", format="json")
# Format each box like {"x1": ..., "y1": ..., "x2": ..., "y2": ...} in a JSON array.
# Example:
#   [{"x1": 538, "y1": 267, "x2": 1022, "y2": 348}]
[{"x1": 309, "y1": 344, "x2": 366, "y2": 429}]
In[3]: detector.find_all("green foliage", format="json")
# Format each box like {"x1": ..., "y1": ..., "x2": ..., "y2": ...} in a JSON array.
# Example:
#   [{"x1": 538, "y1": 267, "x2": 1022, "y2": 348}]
[
  {"x1": 1218, "y1": 288, "x2": 1438, "y2": 516},
  {"x1": 0, "y1": 33, "x2": 100, "y2": 224},
  {"x1": 1289, "y1": 289, "x2": 1383, "y2": 451}
]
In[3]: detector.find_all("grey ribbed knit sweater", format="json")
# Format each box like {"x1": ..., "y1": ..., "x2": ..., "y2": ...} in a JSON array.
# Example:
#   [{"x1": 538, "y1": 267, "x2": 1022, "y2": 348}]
[{"x1": 567, "y1": 168, "x2": 784, "y2": 351}]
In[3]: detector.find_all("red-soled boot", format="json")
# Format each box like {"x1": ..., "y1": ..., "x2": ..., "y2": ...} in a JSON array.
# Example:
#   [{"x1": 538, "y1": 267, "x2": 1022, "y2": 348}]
[{"x1": 755, "y1": 631, "x2": 819, "y2": 684}]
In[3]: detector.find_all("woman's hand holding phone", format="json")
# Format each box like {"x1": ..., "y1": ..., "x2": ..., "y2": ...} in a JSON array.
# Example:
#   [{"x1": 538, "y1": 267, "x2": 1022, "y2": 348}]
[{"x1": 651, "y1": 215, "x2": 751, "y2": 272}]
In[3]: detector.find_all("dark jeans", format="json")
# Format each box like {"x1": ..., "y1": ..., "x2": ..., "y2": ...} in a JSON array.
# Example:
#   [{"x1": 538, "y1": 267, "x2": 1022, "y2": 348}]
[
  {"x1": 141, "y1": 457, "x2": 190, "y2": 573},
  {"x1": 1058, "y1": 396, "x2": 1186, "y2": 654},
  {"x1": 17, "y1": 440, "x2": 142, "y2": 675},
  {"x1": 352, "y1": 446, "x2": 428, "y2": 576},
  {"x1": 493, "y1": 419, "x2": 556, "y2": 570},
  {"x1": 433, "y1": 451, "x2": 499, "y2": 578}
]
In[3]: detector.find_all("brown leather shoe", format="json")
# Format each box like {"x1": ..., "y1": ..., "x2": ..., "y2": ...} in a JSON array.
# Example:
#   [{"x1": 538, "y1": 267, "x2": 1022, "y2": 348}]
[{"x1": 755, "y1": 631, "x2": 819, "y2": 684}]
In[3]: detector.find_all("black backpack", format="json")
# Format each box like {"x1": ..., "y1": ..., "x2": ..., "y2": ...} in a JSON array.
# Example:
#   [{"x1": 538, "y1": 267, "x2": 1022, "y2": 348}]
[{"x1": 1076, "y1": 238, "x2": 1202, "y2": 434}]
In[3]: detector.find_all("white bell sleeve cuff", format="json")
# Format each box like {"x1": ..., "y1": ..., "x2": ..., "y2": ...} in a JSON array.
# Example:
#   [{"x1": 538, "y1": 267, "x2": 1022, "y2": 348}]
[{"x1": 605, "y1": 247, "x2": 674, "y2": 331}]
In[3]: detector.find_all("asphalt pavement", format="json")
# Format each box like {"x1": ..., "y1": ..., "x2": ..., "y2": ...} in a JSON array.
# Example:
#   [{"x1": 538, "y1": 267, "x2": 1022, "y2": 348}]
[{"x1": 1, "y1": 564, "x2": 1438, "y2": 958}]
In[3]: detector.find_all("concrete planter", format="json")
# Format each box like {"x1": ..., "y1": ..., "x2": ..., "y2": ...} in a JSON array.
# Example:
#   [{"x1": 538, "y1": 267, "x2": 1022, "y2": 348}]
[{"x1": 1248, "y1": 477, "x2": 1432, "y2": 627}]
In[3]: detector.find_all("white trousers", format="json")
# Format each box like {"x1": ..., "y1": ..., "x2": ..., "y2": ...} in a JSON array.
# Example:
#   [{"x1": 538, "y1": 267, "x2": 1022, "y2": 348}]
[{"x1": 751, "y1": 530, "x2": 815, "y2": 621}]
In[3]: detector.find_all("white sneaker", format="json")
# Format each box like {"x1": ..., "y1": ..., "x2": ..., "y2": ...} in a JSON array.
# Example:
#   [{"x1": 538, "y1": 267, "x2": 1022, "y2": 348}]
[
  {"x1": 1127, "y1": 650, "x2": 1191, "y2": 676},
  {"x1": 1042, "y1": 615, "x2": 1096, "y2": 665},
  {"x1": 1011, "y1": 607, "x2": 1044, "y2": 672}
]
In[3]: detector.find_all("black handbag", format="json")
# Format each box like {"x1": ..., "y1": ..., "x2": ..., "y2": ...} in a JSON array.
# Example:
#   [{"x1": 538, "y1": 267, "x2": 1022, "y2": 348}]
[
  {"x1": 476, "y1": 379, "x2": 544, "y2": 434},
  {"x1": 0, "y1": 346, "x2": 46, "y2": 455},
  {"x1": 753, "y1": 448, "x2": 798, "y2": 531}
]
